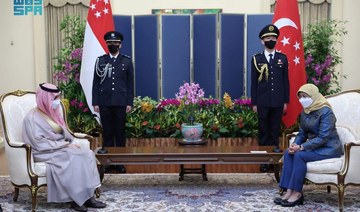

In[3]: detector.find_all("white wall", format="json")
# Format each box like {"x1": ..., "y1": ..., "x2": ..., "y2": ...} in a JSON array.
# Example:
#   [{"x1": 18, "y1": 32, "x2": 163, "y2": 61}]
[
  {"x1": 337, "y1": 0, "x2": 360, "y2": 90},
  {"x1": 0, "y1": 0, "x2": 34, "y2": 93},
  {"x1": 0, "y1": 0, "x2": 359, "y2": 96},
  {"x1": 0, "y1": 1, "x2": 47, "y2": 94}
]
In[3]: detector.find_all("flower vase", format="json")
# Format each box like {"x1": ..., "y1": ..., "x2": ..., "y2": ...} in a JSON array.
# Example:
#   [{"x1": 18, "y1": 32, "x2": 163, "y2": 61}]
[{"x1": 181, "y1": 123, "x2": 203, "y2": 142}]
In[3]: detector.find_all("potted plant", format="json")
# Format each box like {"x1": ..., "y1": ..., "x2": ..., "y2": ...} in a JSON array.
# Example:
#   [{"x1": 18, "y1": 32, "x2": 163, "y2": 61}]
[
  {"x1": 53, "y1": 16, "x2": 99, "y2": 135},
  {"x1": 173, "y1": 82, "x2": 204, "y2": 142},
  {"x1": 303, "y1": 20, "x2": 347, "y2": 95}
]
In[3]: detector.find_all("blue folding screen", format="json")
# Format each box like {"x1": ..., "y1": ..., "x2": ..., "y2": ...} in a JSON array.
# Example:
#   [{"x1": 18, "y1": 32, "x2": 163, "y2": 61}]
[
  {"x1": 219, "y1": 14, "x2": 245, "y2": 99},
  {"x1": 112, "y1": 14, "x2": 273, "y2": 100},
  {"x1": 161, "y1": 15, "x2": 191, "y2": 99},
  {"x1": 246, "y1": 14, "x2": 273, "y2": 96},
  {"x1": 134, "y1": 15, "x2": 159, "y2": 99},
  {"x1": 193, "y1": 14, "x2": 217, "y2": 98},
  {"x1": 113, "y1": 15, "x2": 132, "y2": 57}
]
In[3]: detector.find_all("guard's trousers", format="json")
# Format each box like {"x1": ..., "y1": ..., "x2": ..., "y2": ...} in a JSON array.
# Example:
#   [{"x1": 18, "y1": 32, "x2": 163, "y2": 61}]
[{"x1": 100, "y1": 106, "x2": 126, "y2": 147}]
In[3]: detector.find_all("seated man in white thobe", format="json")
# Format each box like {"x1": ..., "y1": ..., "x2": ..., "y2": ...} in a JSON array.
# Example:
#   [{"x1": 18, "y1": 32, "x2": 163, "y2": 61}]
[{"x1": 22, "y1": 83, "x2": 106, "y2": 211}]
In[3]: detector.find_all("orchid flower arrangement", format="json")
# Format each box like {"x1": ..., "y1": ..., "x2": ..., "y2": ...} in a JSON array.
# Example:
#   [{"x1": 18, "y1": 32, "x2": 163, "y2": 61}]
[
  {"x1": 305, "y1": 54, "x2": 335, "y2": 95},
  {"x1": 175, "y1": 82, "x2": 205, "y2": 125}
]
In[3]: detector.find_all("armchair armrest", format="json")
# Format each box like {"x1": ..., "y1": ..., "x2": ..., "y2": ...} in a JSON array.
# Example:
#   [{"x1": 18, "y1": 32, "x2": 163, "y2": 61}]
[
  {"x1": 72, "y1": 132, "x2": 95, "y2": 150},
  {"x1": 74, "y1": 132, "x2": 94, "y2": 142},
  {"x1": 5, "y1": 142, "x2": 38, "y2": 185},
  {"x1": 339, "y1": 142, "x2": 360, "y2": 184},
  {"x1": 286, "y1": 132, "x2": 298, "y2": 146}
]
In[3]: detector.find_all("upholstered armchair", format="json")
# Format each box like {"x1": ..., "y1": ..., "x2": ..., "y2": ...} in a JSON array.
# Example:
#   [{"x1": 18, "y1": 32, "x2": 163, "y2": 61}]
[
  {"x1": 0, "y1": 90, "x2": 94, "y2": 211},
  {"x1": 287, "y1": 89, "x2": 360, "y2": 212}
]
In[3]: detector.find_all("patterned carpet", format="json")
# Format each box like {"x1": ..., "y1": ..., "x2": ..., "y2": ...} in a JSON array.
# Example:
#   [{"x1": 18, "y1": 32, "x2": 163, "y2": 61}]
[{"x1": 0, "y1": 173, "x2": 359, "y2": 211}]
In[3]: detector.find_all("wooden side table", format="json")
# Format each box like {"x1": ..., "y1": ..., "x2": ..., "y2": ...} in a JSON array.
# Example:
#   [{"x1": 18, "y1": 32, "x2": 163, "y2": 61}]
[
  {"x1": 179, "y1": 164, "x2": 208, "y2": 181},
  {"x1": 178, "y1": 139, "x2": 208, "y2": 181}
]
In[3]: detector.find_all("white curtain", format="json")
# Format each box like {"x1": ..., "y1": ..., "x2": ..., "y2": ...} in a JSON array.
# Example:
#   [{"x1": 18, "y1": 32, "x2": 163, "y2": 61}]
[
  {"x1": 271, "y1": 0, "x2": 331, "y2": 33},
  {"x1": 44, "y1": 0, "x2": 89, "y2": 83}
]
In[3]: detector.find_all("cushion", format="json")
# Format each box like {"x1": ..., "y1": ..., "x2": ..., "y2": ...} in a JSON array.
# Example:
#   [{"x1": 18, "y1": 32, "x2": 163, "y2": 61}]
[
  {"x1": 306, "y1": 126, "x2": 357, "y2": 174},
  {"x1": 72, "y1": 138, "x2": 90, "y2": 149},
  {"x1": 34, "y1": 162, "x2": 47, "y2": 176},
  {"x1": 0, "y1": 137, "x2": 4, "y2": 148},
  {"x1": 337, "y1": 125, "x2": 359, "y2": 145},
  {"x1": 328, "y1": 92, "x2": 360, "y2": 140},
  {"x1": 306, "y1": 172, "x2": 338, "y2": 184},
  {"x1": 1, "y1": 94, "x2": 37, "y2": 145},
  {"x1": 307, "y1": 155, "x2": 344, "y2": 174}
]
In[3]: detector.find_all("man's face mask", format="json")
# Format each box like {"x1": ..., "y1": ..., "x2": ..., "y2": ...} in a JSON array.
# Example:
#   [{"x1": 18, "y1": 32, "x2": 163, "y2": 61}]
[
  {"x1": 52, "y1": 99, "x2": 61, "y2": 110},
  {"x1": 264, "y1": 40, "x2": 277, "y2": 49}
]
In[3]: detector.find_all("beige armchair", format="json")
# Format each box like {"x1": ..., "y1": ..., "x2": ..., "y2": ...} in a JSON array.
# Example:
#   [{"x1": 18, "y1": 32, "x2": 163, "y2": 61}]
[
  {"x1": 0, "y1": 90, "x2": 94, "y2": 211},
  {"x1": 287, "y1": 89, "x2": 360, "y2": 212}
]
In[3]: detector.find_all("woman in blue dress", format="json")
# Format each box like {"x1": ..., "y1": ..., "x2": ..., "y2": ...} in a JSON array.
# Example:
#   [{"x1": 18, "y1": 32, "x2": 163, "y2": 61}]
[{"x1": 275, "y1": 83, "x2": 343, "y2": 207}]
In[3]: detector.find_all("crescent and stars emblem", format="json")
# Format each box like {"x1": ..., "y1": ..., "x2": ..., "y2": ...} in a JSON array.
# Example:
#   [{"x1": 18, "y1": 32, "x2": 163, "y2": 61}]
[
  {"x1": 273, "y1": 18, "x2": 298, "y2": 30},
  {"x1": 273, "y1": 18, "x2": 301, "y2": 65}
]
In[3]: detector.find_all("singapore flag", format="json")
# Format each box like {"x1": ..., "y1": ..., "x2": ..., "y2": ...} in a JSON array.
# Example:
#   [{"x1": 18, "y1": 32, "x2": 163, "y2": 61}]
[
  {"x1": 80, "y1": 0, "x2": 114, "y2": 119},
  {"x1": 273, "y1": 0, "x2": 307, "y2": 128}
]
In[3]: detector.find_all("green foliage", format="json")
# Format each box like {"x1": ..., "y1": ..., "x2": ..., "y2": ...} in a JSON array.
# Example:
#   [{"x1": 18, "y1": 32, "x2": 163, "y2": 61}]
[
  {"x1": 303, "y1": 20, "x2": 347, "y2": 95},
  {"x1": 125, "y1": 95, "x2": 258, "y2": 139},
  {"x1": 53, "y1": 16, "x2": 99, "y2": 134},
  {"x1": 60, "y1": 16, "x2": 85, "y2": 50}
]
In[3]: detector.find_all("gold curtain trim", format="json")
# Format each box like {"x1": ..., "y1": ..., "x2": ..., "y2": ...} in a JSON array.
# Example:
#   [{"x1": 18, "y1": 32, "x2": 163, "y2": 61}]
[
  {"x1": 44, "y1": 0, "x2": 90, "y2": 7},
  {"x1": 270, "y1": 0, "x2": 331, "y2": 5}
]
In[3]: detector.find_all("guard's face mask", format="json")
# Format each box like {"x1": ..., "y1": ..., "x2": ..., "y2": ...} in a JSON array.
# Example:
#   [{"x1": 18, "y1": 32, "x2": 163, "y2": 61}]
[
  {"x1": 264, "y1": 40, "x2": 277, "y2": 49},
  {"x1": 107, "y1": 44, "x2": 120, "y2": 54}
]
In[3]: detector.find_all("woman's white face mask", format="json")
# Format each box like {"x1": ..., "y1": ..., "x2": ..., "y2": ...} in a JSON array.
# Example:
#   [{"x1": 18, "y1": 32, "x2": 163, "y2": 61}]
[
  {"x1": 299, "y1": 97, "x2": 313, "y2": 108},
  {"x1": 51, "y1": 99, "x2": 61, "y2": 109}
]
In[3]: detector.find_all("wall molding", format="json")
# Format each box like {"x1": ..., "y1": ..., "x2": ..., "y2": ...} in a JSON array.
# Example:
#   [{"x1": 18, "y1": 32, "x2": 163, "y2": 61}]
[{"x1": 270, "y1": 0, "x2": 331, "y2": 5}]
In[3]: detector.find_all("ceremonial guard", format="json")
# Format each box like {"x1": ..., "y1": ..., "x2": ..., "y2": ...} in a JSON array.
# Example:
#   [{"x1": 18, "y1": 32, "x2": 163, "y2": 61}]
[
  {"x1": 251, "y1": 24, "x2": 290, "y2": 171},
  {"x1": 92, "y1": 31, "x2": 134, "y2": 173}
]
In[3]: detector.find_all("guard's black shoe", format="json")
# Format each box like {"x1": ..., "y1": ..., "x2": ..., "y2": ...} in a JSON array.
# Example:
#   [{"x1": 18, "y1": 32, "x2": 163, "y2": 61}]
[
  {"x1": 104, "y1": 165, "x2": 116, "y2": 173},
  {"x1": 85, "y1": 197, "x2": 106, "y2": 208},
  {"x1": 268, "y1": 164, "x2": 275, "y2": 172},
  {"x1": 97, "y1": 147, "x2": 108, "y2": 154},
  {"x1": 273, "y1": 146, "x2": 282, "y2": 153},
  {"x1": 116, "y1": 165, "x2": 127, "y2": 173},
  {"x1": 260, "y1": 164, "x2": 268, "y2": 172}
]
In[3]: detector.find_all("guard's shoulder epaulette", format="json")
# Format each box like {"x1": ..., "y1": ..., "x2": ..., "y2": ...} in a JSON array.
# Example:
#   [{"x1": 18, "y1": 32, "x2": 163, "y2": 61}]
[
  {"x1": 122, "y1": 54, "x2": 131, "y2": 59},
  {"x1": 253, "y1": 52, "x2": 263, "y2": 57},
  {"x1": 276, "y1": 51, "x2": 286, "y2": 56},
  {"x1": 98, "y1": 54, "x2": 107, "y2": 59}
]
